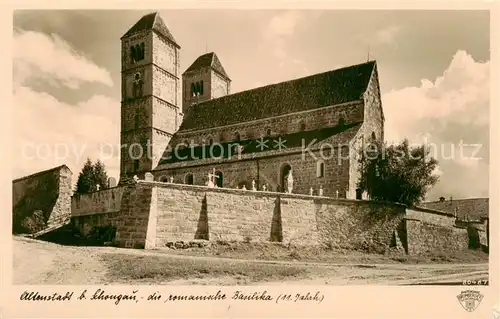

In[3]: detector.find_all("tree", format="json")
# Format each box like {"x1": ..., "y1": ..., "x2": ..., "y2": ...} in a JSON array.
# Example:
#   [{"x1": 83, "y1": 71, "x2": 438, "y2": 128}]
[
  {"x1": 93, "y1": 160, "x2": 109, "y2": 191},
  {"x1": 356, "y1": 139, "x2": 439, "y2": 206},
  {"x1": 74, "y1": 158, "x2": 109, "y2": 194}
]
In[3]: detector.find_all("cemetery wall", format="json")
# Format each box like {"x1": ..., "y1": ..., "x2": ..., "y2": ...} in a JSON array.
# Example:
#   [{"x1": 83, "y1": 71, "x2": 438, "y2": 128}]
[
  {"x1": 405, "y1": 207, "x2": 469, "y2": 255},
  {"x1": 69, "y1": 180, "x2": 469, "y2": 255}
]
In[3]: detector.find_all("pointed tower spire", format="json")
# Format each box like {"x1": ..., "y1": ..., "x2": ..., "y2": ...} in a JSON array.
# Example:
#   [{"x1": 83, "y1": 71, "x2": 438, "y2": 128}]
[
  {"x1": 121, "y1": 12, "x2": 180, "y2": 48},
  {"x1": 182, "y1": 52, "x2": 231, "y2": 113}
]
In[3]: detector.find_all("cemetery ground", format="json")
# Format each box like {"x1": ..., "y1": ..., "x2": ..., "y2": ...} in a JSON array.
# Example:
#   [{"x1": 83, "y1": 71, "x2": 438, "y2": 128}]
[{"x1": 13, "y1": 236, "x2": 488, "y2": 285}]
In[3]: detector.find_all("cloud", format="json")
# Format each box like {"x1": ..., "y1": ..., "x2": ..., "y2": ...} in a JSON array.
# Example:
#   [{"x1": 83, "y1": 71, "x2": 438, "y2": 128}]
[
  {"x1": 382, "y1": 50, "x2": 490, "y2": 200},
  {"x1": 374, "y1": 25, "x2": 400, "y2": 45},
  {"x1": 12, "y1": 30, "x2": 119, "y2": 186},
  {"x1": 358, "y1": 25, "x2": 401, "y2": 50},
  {"x1": 262, "y1": 11, "x2": 304, "y2": 60},
  {"x1": 12, "y1": 85, "x2": 121, "y2": 184},
  {"x1": 13, "y1": 29, "x2": 113, "y2": 89},
  {"x1": 266, "y1": 11, "x2": 304, "y2": 39}
]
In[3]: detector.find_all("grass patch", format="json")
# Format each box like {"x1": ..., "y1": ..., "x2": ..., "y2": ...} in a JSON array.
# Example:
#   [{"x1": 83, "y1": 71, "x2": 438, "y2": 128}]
[
  {"x1": 390, "y1": 249, "x2": 489, "y2": 264},
  {"x1": 163, "y1": 241, "x2": 488, "y2": 265},
  {"x1": 101, "y1": 253, "x2": 311, "y2": 284}
]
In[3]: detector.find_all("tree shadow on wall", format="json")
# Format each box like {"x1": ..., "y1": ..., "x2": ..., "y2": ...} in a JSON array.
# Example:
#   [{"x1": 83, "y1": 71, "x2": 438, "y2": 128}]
[
  {"x1": 270, "y1": 196, "x2": 283, "y2": 242},
  {"x1": 195, "y1": 194, "x2": 209, "y2": 240}
]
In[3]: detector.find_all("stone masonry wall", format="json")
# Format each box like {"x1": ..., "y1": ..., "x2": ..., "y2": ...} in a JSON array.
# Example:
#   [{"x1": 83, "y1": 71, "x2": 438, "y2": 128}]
[
  {"x1": 315, "y1": 198, "x2": 406, "y2": 253},
  {"x1": 171, "y1": 101, "x2": 363, "y2": 147},
  {"x1": 111, "y1": 182, "x2": 404, "y2": 249},
  {"x1": 72, "y1": 187, "x2": 126, "y2": 217},
  {"x1": 155, "y1": 148, "x2": 350, "y2": 198},
  {"x1": 12, "y1": 165, "x2": 73, "y2": 234},
  {"x1": 405, "y1": 207, "x2": 468, "y2": 255},
  {"x1": 71, "y1": 181, "x2": 473, "y2": 255}
]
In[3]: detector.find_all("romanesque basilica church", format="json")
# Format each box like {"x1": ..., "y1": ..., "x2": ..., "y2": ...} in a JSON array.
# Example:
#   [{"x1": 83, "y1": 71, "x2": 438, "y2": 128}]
[{"x1": 119, "y1": 12, "x2": 384, "y2": 199}]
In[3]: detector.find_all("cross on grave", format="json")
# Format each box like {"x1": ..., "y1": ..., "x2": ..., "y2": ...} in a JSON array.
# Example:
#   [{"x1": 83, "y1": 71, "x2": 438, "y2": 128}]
[
  {"x1": 207, "y1": 168, "x2": 219, "y2": 188},
  {"x1": 336, "y1": 190, "x2": 339, "y2": 198},
  {"x1": 169, "y1": 176, "x2": 174, "y2": 183},
  {"x1": 318, "y1": 185, "x2": 324, "y2": 196},
  {"x1": 262, "y1": 184, "x2": 267, "y2": 192},
  {"x1": 252, "y1": 180, "x2": 256, "y2": 191},
  {"x1": 310, "y1": 187, "x2": 314, "y2": 196}
]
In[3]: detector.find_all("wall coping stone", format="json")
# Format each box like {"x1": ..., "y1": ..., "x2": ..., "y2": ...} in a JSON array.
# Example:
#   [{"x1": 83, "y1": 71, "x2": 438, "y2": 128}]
[
  {"x1": 71, "y1": 185, "x2": 126, "y2": 199},
  {"x1": 135, "y1": 180, "x2": 407, "y2": 208},
  {"x1": 13, "y1": 164, "x2": 71, "y2": 183},
  {"x1": 411, "y1": 205, "x2": 456, "y2": 217}
]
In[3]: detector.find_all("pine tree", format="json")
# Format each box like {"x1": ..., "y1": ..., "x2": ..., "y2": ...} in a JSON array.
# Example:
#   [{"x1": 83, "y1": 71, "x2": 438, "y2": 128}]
[
  {"x1": 74, "y1": 158, "x2": 95, "y2": 194},
  {"x1": 74, "y1": 158, "x2": 110, "y2": 194},
  {"x1": 93, "y1": 160, "x2": 109, "y2": 190}
]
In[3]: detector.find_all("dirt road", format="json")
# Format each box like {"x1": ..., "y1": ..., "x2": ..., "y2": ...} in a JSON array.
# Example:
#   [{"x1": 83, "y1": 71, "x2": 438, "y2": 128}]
[{"x1": 12, "y1": 236, "x2": 488, "y2": 285}]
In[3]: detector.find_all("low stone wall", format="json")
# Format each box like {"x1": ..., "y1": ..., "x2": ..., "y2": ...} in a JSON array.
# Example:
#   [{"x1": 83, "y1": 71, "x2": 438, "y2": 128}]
[
  {"x1": 68, "y1": 181, "x2": 478, "y2": 255},
  {"x1": 72, "y1": 187, "x2": 125, "y2": 217},
  {"x1": 109, "y1": 182, "x2": 407, "y2": 251},
  {"x1": 12, "y1": 165, "x2": 72, "y2": 234},
  {"x1": 151, "y1": 183, "x2": 319, "y2": 247},
  {"x1": 405, "y1": 207, "x2": 468, "y2": 255},
  {"x1": 316, "y1": 199, "x2": 406, "y2": 253}
]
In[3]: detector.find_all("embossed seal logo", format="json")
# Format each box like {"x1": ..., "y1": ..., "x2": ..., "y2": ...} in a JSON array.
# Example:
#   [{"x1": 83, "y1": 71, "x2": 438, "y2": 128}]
[{"x1": 457, "y1": 290, "x2": 484, "y2": 312}]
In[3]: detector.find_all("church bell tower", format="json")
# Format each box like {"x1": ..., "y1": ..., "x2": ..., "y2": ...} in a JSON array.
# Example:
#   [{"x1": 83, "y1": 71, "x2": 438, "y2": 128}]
[{"x1": 119, "y1": 12, "x2": 182, "y2": 182}]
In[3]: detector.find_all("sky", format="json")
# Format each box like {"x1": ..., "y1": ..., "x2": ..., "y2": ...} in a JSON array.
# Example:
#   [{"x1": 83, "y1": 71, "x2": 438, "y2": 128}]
[{"x1": 12, "y1": 9, "x2": 490, "y2": 200}]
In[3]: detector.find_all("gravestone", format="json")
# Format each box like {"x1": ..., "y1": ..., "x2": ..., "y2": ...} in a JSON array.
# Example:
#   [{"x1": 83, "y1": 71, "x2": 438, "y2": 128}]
[
  {"x1": 144, "y1": 172, "x2": 154, "y2": 181},
  {"x1": 107, "y1": 177, "x2": 117, "y2": 188}
]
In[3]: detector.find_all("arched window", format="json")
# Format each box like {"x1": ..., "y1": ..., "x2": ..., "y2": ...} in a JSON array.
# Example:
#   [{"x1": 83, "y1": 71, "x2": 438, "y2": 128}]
[
  {"x1": 371, "y1": 132, "x2": 376, "y2": 140},
  {"x1": 300, "y1": 122, "x2": 306, "y2": 131},
  {"x1": 139, "y1": 43, "x2": 145, "y2": 60},
  {"x1": 235, "y1": 132, "x2": 241, "y2": 141},
  {"x1": 184, "y1": 173, "x2": 194, "y2": 185},
  {"x1": 338, "y1": 118, "x2": 345, "y2": 126},
  {"x1": 133, "y1": 159, "x2": 140, "y2": 172},
  {"x1": 160, "y1": 176, "x2": 169, "y2": 183},
  {"x1": 200, "y1": 80, "x2": 204, "y2": 95},
  {"x1": 215, "y1": 171, "x2": 223, "y2": 188},
  {"x1": 208, "y1": 137, "x2": 213, "y2": 145},
  {"x1": 266, "y1": 128, "x2": 271, "y2": 136},
  {"x1": 316, "y1": 160, "x2": 325, "y2": 178},
  {"x1": 219, "y1": 133, "x2": 225, "y2": 142},
  {"x1": 130, "y1": 46, "x2": 136, "y2": 63},
  {"x1": 191, "y1": 83, "x2": 196, "y2": 97},
  {"x1": 132, "y1": 72, "x2": 143, "y2": 97}
]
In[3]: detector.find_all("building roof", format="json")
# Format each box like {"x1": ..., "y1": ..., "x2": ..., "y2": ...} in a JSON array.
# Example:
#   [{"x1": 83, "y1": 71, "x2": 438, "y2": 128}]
[
  {"x1": 179, "y1": 61, "x2": 376, "y2": 132},
  {"x1": 122, "y1": 12, "x2": 179, "y2": 48},
  {"x1": 422, "y1": 198, "x2": 489, "y2": 220},
  {"x1": 183, "y1": 52, "x2": 230, "y2": 80},
  {"x1": 156, "y1": 122, "x2": 361, "y2": 166}
]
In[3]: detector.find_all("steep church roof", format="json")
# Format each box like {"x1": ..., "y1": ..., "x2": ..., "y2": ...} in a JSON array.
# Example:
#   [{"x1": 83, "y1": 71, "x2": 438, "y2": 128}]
[
  {"x1": 183, "y1": 52, "x2": 230, "y2": 80},
  {"x1": 122, "y1": 12, "x2": 179, "y2": 48},
  {"x1": 179, "y1": 61, "x2": 376, "y2": 131}
]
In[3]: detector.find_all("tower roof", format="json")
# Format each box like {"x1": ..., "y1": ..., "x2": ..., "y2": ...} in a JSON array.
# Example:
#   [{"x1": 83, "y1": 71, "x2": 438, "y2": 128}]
[
  {"x1": 122, "y1": 12, "x2": 179, "y2": 48},
  {"x1": 183, "y1": 52, "x2": 230, "y2": 80}
]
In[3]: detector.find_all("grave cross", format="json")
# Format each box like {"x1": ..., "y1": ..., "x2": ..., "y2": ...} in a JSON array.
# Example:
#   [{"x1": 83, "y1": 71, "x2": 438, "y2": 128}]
[{"x1": 207, "y1": 168, "x2": 219, "y2": 188}]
